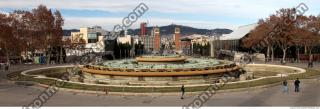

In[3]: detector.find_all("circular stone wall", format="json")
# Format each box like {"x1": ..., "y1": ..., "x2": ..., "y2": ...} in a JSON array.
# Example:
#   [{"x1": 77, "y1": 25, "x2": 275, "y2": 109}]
[{"x1": 16, "y1": 64, "x2": 307, "y2": 93}]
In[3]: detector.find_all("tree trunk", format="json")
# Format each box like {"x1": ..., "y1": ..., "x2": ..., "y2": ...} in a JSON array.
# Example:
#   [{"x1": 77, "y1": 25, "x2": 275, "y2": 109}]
[
  {"x1": 4, "y1": 44, "x2": 9, "y2": 64},
  {"x1": 309, "y1": 46, "x2": 312, "y2": 55},
  {"x1": 282, "y1": 48, "x2": 287, "y2": 63},
  {"x1": 59, "y1": 46, "x2": 63, "y2": 64},
  {"x1": 297, "y1": 48, "x2": 300, "y2": 63},
  {"x1": 309, "y1": 46, "x2": 313, "y2": 62},
  {"x1": 271, "y1": 46, "x2": 274, "y2": 62},
  {"x1": 120, "y1": 49, "x2": 122, "y2": 59},
  {"x1": 304, "y1": 45, "x2": 307, "y2": 54},
  {"x1": 125, "y1": 49, "x2": 127, "y2": 59},
  {"x1": 47, "y1": 48, "x2": 51, "y2": 65},
  {"x1": 46, "y1": 33, "x2": 51, "y2": 65},
  {"x1": 266, "y1": 46, "x2": 270, "y2": 62}
]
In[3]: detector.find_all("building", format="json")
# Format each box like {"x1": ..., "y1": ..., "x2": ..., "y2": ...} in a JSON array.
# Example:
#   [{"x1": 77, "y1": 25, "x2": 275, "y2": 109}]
[
  {"x1": 71, "y1": 26, "x2": 107, "y2": 44},
  {"x1": 189, "y1": 34, "x2": 210, "y2": 56},
  {"x1": 215, "y1": 23, "x2": 258, "y2": 51},
  {"x1": 70, "y1": 26, "x2": 107, "y2": 53},
  {"x1": 161, "y1": 37, "x2": 173, "y2": 51},
  {"x1": 180, "y1": 37, "x2": 192, "y2": 55},
  {"x1": 118, "y1": 35, "x2": 132, "y2": 44},
  {"x1": 140, "y1": 22, "x2": 147, "y2": 37},
  {"x1": 140, "y1": 26, "x2": 161, "y2": 53},
  {"x1": 209, "y1": 23, "x2": 258, "y2": 58},
  {"x1": 142, "y1": 36, "x2": 155, "y2": 52},
  {"x1": 118, "y1": 31, "x2": 133, "y2": 45},
  {"x1": 154, "y1": 27, "x2": 161, "y2": 51},
  {"x1": 190, "y1": 34, "x2": 210, "y2": 46},
  {"x1": 174, "y1": 27, "x2": 181, "y2": 51}
]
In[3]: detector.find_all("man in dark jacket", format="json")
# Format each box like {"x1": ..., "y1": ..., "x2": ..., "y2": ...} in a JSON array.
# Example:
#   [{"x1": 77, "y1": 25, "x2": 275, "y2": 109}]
[
  {"x1": 294, "y1": 78, "x2": 300, "y2": 92},
  {"x1": 181, "y1": 84, "x2": 185, "y2": 99}
]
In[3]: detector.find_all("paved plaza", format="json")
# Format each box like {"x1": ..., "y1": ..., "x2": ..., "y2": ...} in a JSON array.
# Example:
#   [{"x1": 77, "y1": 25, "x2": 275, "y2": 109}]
[{"x1": 0, "y1": 63, "x2": 320, "y2": 106}]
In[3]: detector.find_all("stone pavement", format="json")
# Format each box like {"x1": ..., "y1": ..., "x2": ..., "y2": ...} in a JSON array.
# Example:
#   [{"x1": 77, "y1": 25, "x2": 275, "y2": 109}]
[
  {"x1": 0, "y1": 79, "x2": 320, "y2": 106},
  {"x1": 0, "y1": 63, "x2": 320, "y2": 106}
]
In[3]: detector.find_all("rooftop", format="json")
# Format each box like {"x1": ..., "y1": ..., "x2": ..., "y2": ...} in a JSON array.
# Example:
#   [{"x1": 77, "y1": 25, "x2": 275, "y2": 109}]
[{"x1": 220, "y1": 23, "x2": 258, "y2": 40}]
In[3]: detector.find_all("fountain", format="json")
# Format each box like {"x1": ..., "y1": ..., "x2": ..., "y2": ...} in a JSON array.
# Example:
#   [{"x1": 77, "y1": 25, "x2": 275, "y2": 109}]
[{"x1": 80, "y1": 55, "x2": 242, "y2": 85}]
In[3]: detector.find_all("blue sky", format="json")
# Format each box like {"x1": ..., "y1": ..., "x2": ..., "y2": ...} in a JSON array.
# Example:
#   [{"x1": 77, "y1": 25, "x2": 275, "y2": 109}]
[{"x1": 0, "y1": 0, "x2": 320, "y2": 30}]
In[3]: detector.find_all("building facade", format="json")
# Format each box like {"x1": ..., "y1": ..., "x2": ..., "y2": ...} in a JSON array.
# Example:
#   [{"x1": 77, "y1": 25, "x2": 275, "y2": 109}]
[
  {"x1": 140, "y1": 26, "x2": 161, "y2": 53},
  {"x1": 154, "y1": 27, "x2": 161, "y2": 51},
  {"x1": 180, "y1": 38, "x2": 192, "y2": 55},
  {"x1": 140, "y1": 22, "x2": 147, "y2": 37},
  {"x1": 174, "y1": 27, "x2": 181, "y2": 51},
  {"x1": 70, "y1": 26, "x2": 107, "y2": 53}
]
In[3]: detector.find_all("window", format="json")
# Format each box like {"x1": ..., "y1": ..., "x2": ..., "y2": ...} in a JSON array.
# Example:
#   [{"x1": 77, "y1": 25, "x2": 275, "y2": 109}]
[
  {"x1": 88, "y1": 39, "x2": 98, "y2": 43},
  {"x1": 88, "y1": 33, "x2": 98, "y2": 43}
]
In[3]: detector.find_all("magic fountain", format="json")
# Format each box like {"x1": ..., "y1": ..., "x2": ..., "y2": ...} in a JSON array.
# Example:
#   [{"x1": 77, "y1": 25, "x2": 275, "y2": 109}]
[{"x1": 80, "y1": 55, "x2": 242, "y2": 85}]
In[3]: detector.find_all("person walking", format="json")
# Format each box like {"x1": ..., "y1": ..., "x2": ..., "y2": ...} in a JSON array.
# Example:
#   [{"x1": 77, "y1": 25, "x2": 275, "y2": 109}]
[
  {"x1": 4, "y1": 63, "x2": 9, "y2": 71},
  {"x1": 282, "y1": 80, "x2": 288, "y2": 93},
  {"x1": 294, "y1": 78, "x2": 300, "y2": 92},
  {"x1": 181, "y1": 84, "x2": 185, "y2": 99}
]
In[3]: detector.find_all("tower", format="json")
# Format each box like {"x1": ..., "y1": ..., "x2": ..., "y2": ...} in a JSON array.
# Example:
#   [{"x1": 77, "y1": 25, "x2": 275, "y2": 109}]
[
  {"x1": 154, "y1": 27, "x2": 160, "y2": 51},
  {"x1": 140, "y1": 22, "x2": 147, "y2": 37},
  {"x1": 174, "y1": 27, "x2": 181, "y2": 51},
  {"x1": 140, "y1": 22, "x2": 147, "y2": 51}
]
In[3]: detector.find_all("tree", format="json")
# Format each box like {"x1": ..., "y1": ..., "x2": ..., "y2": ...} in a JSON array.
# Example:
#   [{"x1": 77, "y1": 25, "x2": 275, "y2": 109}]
[
  {"x1": 0, "y1": 13, "x2": 15, "y2": 63},
  {"x1": 273, "y1": 8, "x2": 298, "y2": 63},
  {"x1": 251, "y1": 19, "x2": 276, "y2": 62},
  {"x1": 305, "y1": 15, "x2": 320, "y2": 56},
  {"x1": 0, "y1": 5, "x2": 65, "y2": 64},
  {"x1": 53, "y1": 11, "x2": 64, "y2": 63},
  {"x1": 243, "y1": 8, "x2": 316, "y2": 63}
]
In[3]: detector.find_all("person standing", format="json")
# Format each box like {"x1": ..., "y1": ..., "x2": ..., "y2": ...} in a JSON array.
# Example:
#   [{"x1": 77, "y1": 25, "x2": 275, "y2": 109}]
[
  {"x1": 282, "y1": 80, "x2": 288, "y2": 93},
  {"x1": 294, "y1": 78, "x2": 300, "y2": 92},
  {"x1": 4, "y1": 62, "x2": 9, "y2": 71},
  {"x1": 181, "y1": 84, "x2": 185, "y2": 99}
]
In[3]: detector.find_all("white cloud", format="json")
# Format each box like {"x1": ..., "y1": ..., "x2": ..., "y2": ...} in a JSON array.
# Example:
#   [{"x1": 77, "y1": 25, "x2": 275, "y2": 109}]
[
  {"x1": 63, "y1": 17, "x2": 238, "y2": 30},
  {"x1": 0, "y1": 0, "x2": 140, "y2": 12},
  {"x1": 1, "y1": 0, "x2": 317, "y2": 17},
  {"x1": 1, "y1": 0, "x2": 320, "y2": 29}
]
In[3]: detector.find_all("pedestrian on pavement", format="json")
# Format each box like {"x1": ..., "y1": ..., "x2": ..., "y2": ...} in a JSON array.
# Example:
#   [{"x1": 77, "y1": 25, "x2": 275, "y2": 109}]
[
  {"x1": 104, "y1": 87, "x2": 108, "y2": 95},
  {"x1": 282, "y1": 80, "x2": 288, "y2": 93},
  {"x1": 294, "y1": 78, "x2": 300, "y2": 92},
  {"x1": 4, "y1": 63, "x2": 9, "y2": 71},
  {"x1": 181, "y1": 84, "x2": 185, "y2": 99},
  {"x1": 308, "y1": 61, "x2": 312, "y2": 68}
]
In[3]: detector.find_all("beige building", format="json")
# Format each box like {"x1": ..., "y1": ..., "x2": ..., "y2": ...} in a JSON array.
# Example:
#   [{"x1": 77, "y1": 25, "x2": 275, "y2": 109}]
[
  {"x1": 190, "y1": 34, "x2": 210, "y2": 46},
  {"x1": 70, "y1": 26, "x2": 107, "y2": 53},
  {"x1": 71, "y1": 26, "x2": 107, "y2": 44},
  {"x1": 118, "y1": 35, "x2": 132, "y2": 44}
]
